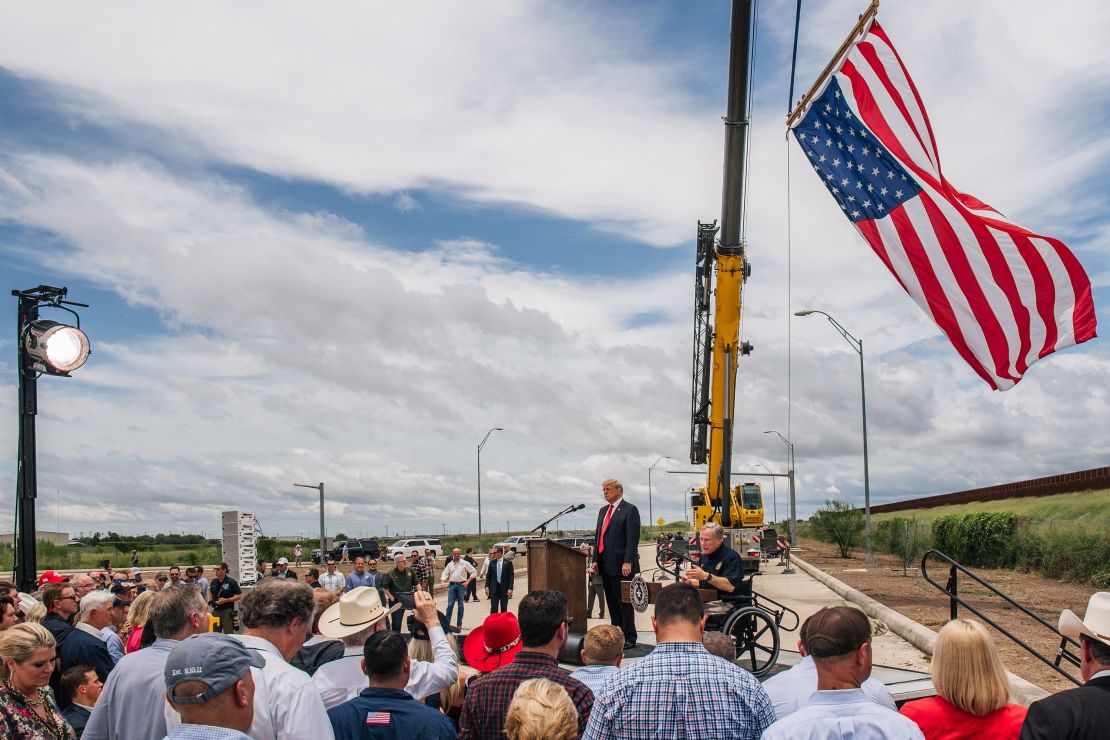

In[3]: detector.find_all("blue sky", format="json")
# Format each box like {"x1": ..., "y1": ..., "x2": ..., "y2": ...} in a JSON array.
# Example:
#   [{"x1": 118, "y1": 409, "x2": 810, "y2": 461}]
[{"x1": 0, "y1": 1, "x2": 1106, "y2": 540}]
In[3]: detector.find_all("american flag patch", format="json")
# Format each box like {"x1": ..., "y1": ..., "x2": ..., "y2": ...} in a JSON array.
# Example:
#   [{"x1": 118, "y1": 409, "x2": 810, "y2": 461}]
[{"x1": 366, "y1": 711, "x2": 391, "y2": 725}]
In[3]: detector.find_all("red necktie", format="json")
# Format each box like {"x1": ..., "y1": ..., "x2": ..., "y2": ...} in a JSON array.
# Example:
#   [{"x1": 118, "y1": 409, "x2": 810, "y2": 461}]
[{"x1": 598, "y1": 504, "x2": 615, "y2": 553}]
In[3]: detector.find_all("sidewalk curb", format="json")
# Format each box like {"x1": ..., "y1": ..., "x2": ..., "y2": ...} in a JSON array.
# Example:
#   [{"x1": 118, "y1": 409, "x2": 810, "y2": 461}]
[{"x1": 792, "y1": 555, "x2": 1049, "y2": 706}]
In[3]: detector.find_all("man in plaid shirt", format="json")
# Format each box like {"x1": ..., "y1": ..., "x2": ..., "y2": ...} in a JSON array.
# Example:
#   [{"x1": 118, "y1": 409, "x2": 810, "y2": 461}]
[
  {"x1": 460, "y1": 590, "x2": 594, "y2": 739},
  {"x1": 583, "y1": 583, "x2": 775, "y2": 740},
  {"x1": 411, "y1": 549, "x2": 430, "y2": 589}
]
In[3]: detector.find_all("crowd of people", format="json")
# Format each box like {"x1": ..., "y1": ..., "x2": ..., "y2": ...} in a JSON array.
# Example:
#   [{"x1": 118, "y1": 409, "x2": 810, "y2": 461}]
[{"x1": 0, "y1": 479, "x2": 1105, "y2": 739}]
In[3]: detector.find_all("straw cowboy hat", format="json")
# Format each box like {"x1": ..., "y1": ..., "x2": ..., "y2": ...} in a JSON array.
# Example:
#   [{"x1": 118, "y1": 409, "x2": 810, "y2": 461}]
[
  {"x1": 463, "y1": 612, "x2": 523, "y2": 672},
  {"x1": 1060, "y1": 591, "x2": 1110, "y2": 647},
  {"x1": 318, "y1": 587, "x2": 400, "y2": 639}
]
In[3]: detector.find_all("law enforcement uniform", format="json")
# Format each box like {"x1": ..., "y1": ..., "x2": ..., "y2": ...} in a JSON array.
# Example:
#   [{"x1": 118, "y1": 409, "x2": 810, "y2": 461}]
[
  {"x1": 209, "y1": 574, "x2": 242, "y2": 634},
  {"x1": 697, "y1": 542, "x2": 750, "y2": 604}
]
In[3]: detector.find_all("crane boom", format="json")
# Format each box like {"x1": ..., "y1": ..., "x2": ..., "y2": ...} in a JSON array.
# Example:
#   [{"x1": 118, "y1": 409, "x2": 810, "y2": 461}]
[{"x1": 689, "y1": 0, "x2": 756, "y2": 529}]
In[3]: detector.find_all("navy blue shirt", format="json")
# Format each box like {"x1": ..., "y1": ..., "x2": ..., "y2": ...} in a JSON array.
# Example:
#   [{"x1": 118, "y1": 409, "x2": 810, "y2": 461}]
[
  {"x1": 698, "y1": 543, "x2": 748, "y2": 602},
  {"x1": 329, "y1": 687, "x2": 456, "y2": 740}
]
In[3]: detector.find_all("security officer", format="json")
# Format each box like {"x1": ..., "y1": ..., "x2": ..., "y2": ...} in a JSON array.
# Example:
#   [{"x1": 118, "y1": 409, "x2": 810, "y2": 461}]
[{"x1": 208, "y1": 562, "x2": 243, "y2": 634}]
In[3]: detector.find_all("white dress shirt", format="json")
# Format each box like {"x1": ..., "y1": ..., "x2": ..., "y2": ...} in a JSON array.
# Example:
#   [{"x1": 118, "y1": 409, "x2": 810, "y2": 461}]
[
  {"x1": 761, "y1": 688, "x2": 925, "y2": 740},
  {"x1": 440, "y1": 558, "x2": 477, "y2": 583},
  {"x1": 313, "y1": 625, "x2": 457, "y2": 708},
  {"x1": 318, "y1": 571, "x2": 344, "y2": 593},
  {"x1": 164, "y1": 634, "x2": 334, "y2": 740},
  {"x1": 761, "y1": 655, "x2": 896, "y2": 719}
]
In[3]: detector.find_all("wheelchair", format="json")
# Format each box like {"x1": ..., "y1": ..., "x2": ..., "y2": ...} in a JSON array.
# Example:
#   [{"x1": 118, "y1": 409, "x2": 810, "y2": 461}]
[{"x1": 652, "y1": 541, "x2": 798, "y2": 678}]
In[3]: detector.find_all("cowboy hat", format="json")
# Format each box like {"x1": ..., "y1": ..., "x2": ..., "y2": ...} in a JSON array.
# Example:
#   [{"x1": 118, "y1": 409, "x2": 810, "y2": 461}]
[
  {"x1": 463, "y1": 612, "x2": 522, "y2": 671},
  {"x1": 318, "y1": 587, "x2": 400, "y2": 639},
  {"x1": 1060, "y1": 592, "x2": 1110, "y2": 648}
]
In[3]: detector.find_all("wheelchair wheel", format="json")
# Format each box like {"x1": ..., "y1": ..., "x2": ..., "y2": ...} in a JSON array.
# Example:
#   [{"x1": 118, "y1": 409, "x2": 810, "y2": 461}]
[{"x1": 722, "y1": 606, "x2": 780, "y2": 678}]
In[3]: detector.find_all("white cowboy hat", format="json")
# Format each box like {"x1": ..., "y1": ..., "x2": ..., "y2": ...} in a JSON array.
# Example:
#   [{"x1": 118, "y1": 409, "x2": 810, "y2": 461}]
[
  {"x1": 318, "y1": 587, "x2": 400, "y2": 638},
  {"x1": 1059, "y1": 592, "x2": 1110, "y2": 648}
]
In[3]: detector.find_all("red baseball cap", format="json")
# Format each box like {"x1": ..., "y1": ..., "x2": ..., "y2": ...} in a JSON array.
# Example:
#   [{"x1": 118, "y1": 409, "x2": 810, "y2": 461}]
[
  {"x1": 37, "y1": 571, "x2": 66, "y2": 587},
  {"x1": 463, "y1": 612, "x2": 523, "y2": 671}
]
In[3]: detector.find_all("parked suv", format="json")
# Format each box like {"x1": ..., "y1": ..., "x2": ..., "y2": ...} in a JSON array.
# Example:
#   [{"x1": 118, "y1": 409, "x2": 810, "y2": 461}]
[
  {"x1": 492, "y1": 535, "x2": 532, "y2": 556},
  {"x1": 314, "y1": 538, "x2": 381, "y2": 564},
  {"x1": 384, "y1": 538, "x2": 443, "y2": 560}
]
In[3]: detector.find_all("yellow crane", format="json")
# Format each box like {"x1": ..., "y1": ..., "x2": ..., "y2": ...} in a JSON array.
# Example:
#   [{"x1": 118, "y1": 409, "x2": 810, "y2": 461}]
[{"x1": 688, "y1": 0, "x2": 763, "y2": 532}]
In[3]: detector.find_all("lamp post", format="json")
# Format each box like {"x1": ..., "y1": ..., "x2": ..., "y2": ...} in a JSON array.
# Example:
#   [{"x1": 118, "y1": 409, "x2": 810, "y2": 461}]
[
  {"x1": 795, "y1": 309, "x2": 872, "y2": 563},
  {"x1": 477, "y1": 427, "x2": 503, "y2": 551},
  {"x1": 755, "y1": 463, "x2": 777, "y2": 524},
  {"x1": 648, "y1": 456, "x2": 673, "y2": 529},
  {"x1": 293, "y1": 482, "x2": 325, "y2": 563},
  {"x1": 763, "y1": 430, "x2": 796, "y2": 546},
  {"x1": 13, "y1": 285, "x2": 91, "y2": 593}
]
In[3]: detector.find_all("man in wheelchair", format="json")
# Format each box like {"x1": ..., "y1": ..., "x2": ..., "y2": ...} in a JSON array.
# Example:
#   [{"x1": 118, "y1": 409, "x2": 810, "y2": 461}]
[{"x1": 683, "y1": 523, "x2": 752, "y2": 628}]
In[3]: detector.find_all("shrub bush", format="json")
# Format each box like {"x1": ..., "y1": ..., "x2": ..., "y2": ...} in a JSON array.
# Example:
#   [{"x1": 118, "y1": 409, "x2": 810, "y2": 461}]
[{"x1": 809, "y1": 500, "x2": 864, "y2": 558}]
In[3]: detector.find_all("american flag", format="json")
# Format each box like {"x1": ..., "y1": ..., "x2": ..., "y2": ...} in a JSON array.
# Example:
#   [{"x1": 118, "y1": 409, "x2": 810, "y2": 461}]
[
  {"x1": 365, "y1": 711, "x2": 391, "y2": 725},
  {"x1": 791, "y1": 20, "x2": 1096, "y2": 390}
]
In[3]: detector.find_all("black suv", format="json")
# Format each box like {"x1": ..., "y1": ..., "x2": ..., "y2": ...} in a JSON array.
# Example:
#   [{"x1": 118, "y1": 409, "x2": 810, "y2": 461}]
[{"x1": 313, "y1": 539, "x2": 380, "y2": 564}]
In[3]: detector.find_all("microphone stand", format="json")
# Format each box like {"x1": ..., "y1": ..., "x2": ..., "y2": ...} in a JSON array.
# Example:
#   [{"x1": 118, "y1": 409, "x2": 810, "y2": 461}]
[{"x1": 532, "y1": 504, "x2": 582, "y2": 538}]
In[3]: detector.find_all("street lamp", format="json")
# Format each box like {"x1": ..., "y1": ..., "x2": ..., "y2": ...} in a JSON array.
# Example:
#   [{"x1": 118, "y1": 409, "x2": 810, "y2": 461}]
[
  {"x1": 293, "y1": 482, "x2": 325, "y2": 563},
  {"x1": 755, "y1": 463, "x2": 777, "y2": 524},
  {"x1": 795, "y1": 309, "x2": 872, "y2": 563},
  {"x1": 477, "y1": 427, "x2": 503, "y2": 551},
  {"x1": 648, "y1": 456, "x2": 674, "y2": 529},
  {"x1": 763, "y1": 430, "x2": 796, "y2": 546},
  {"x1": 13, "y1": 285, "x2": 91, "y2": 593}
]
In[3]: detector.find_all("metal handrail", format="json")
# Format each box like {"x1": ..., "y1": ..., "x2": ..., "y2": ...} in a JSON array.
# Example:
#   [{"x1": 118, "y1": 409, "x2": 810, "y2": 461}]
[{"x1": 920, "y1": 549, "x2": 1081, "y2": 686}]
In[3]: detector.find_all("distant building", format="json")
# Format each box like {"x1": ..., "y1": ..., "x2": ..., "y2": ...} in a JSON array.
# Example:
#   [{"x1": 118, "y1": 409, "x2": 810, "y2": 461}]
[{"x1": 0, "y1": 530, "x2": 70, "y2": 547}]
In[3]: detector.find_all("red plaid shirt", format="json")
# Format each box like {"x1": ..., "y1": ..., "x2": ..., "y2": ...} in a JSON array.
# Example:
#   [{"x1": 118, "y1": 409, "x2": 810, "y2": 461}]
[{"x1": 459, "y1": 651, "x2": 594, "y2": 739}]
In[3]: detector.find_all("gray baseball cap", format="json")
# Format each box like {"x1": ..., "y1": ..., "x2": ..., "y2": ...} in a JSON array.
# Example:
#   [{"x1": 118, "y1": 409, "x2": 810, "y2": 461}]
[{"x1": 164, "y1": 633, "x2": 265, "y2": 705}]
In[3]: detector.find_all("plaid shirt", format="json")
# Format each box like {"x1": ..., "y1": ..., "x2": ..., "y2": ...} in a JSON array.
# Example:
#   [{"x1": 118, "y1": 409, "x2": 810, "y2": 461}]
[
  {"x1": 459, "y1": 651, "x2": 594, "y2": 739},
  {"x1": 582, "y1": 641, "x2": 775, "y2": 740},
  {"x1": 412, "y1": 556, "x2": 430, "y2": 583}
]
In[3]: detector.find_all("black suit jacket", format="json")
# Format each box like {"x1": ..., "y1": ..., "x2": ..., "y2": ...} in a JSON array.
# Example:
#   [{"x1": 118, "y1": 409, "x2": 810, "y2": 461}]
[
  {"x1": 594, "y1": 498, "x2": 640, "y2": 576},
  {"x1": 486, "y1": 558, "x2": 515, "y2": 593},
  {"x1": 60, "y1": 628, "x2": 114, "y2": 683},
  {"x1": 62, "y1": 702, "x2": 91, "y2": 738},
  {"x1": 1019, "y1": 674, "x2": 1110, "y2": 739}
]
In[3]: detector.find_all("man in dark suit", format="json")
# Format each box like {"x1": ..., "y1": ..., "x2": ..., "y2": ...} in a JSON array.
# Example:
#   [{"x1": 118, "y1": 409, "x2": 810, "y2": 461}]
[
  {"x1": 592, "y1": 478, "x2": 640, "y2": 649},
  {"x1": 60, "y1": 591, "x2": 116, "y2": 707},
  {"x1": 485, "y1": 546, "x2": 515, "y2": 613},
  {"x1": 1020, "y1": 591, "x2": 1110, "y2": 739},
  {"x1": 60, "y1": 664, "x2": 102, "y2": 738}
]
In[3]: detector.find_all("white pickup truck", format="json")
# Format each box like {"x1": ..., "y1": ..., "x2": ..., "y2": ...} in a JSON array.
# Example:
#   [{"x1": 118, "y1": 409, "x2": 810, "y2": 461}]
[{"x1": 492, "y1": 535, "x2": 531, "y2": 556}]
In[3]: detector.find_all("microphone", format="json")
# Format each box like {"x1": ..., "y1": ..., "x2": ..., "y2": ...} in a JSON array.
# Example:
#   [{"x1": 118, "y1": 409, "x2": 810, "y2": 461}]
[{"x1": 575, "y1": 504, "x2": 586, "y2": 511}]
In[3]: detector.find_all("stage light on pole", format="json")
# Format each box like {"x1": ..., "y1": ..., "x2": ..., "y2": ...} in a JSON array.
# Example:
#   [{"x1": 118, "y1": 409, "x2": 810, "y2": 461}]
[
  {"x1": 12, "y1": 285, "x2": 91, "y2": 594},
  {"x1": 23, "y1": 320, "x2": 90, "y2": 375}
]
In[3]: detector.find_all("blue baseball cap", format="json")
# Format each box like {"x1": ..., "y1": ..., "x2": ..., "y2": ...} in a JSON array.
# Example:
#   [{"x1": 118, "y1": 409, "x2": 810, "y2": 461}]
[{"x1": 164, "y1": 633, "x2": 265, "y2": 704}]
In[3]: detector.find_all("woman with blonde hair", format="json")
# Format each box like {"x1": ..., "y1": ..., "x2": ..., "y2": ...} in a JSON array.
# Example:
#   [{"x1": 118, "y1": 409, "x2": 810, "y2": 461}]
[
  {"x1": 0, "y1": 622, "x2": 75, "y2": 738},
  {"x1": 408, "y1": 614, "x2": 466, "y2": 727},
  {"x1": 900, "y1": 618, "x2": 1026, "y2": 738},
  {"x1": 124, "y1": 590, "x2": 157, "y2": 653},
  {"x1": 504, "y1": 678, "x2": 577, "y2": 740}
]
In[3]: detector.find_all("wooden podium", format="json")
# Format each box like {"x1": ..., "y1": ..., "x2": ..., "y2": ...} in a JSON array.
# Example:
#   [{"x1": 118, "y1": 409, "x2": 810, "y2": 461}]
[{"x1": 527, "y1": 538, "x2": 588, "y2": 634}]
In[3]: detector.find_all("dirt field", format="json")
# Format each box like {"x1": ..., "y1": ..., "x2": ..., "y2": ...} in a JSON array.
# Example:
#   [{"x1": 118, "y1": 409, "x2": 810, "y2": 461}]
[{"x1": 796, "y1": 539, "x2": 1091, "y2": 693}]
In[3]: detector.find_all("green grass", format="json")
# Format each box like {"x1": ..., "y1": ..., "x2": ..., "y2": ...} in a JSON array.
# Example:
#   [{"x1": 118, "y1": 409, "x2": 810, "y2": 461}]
[
  {"x1": 871, "y1": 488, "x2": 1110, "y2": 527},
  {"x1": 0, "y1": 543, "x2": 222, "y2": 573}
]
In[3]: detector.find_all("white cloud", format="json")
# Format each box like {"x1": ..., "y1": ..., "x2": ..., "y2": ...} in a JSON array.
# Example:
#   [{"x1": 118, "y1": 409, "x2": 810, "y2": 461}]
[{"x1": 0, "y1": 1, "x2": 1107, "y2": 537}]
